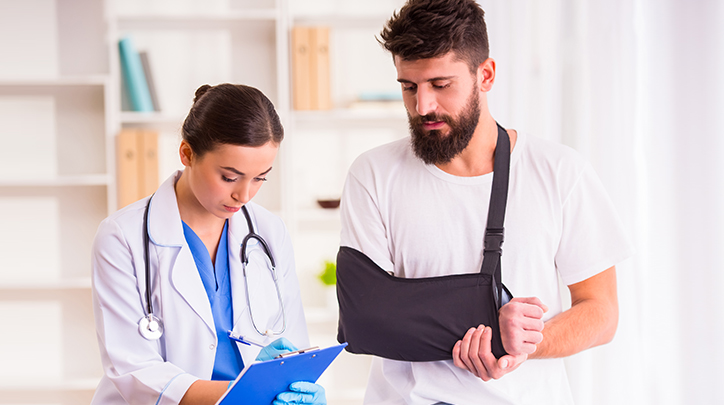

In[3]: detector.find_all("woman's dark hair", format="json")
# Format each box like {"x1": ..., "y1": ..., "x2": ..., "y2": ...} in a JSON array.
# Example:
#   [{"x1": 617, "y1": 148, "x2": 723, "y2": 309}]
[
  {"x1": 181, "y1": 83, "x2": 284, "y2": 157},
  {"x1": 379, "y1": 0, "x2": 489, "y2": 73}
]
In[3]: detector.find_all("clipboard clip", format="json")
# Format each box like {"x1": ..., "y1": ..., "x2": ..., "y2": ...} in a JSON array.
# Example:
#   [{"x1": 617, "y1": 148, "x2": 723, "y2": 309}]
[{"x1": 275, "y1": 346, "x2": 320, "y2": 359}]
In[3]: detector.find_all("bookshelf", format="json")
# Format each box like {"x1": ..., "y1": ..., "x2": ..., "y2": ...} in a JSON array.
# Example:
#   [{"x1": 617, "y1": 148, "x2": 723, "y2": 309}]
[
  {"x1": 0, "y1": 0, "x2": 108, "y2": 402},
  {"x1": 0, "y1": 0, "x2": 409, "y2": 403}
]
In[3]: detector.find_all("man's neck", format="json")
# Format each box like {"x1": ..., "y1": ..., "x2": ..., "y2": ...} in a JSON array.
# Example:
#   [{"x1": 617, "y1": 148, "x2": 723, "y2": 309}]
[{"x1": 436, "y1": 116, "x2": 503, "y2": 177}]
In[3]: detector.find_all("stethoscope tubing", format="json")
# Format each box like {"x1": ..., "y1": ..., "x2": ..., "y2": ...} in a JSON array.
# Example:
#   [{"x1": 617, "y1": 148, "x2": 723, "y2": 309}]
[{"x1": 138, "y1": 196, "x2": 286, "y2": 340}]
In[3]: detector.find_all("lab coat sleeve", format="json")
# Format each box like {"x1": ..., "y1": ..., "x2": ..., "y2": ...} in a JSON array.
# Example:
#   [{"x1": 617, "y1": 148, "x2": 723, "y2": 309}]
[
  {"x1": 339, "y1": 166, "x2": 394, "y2": 272},
  {"x1": 91, "y1": 215, "x2": 197, "y2": 404}
]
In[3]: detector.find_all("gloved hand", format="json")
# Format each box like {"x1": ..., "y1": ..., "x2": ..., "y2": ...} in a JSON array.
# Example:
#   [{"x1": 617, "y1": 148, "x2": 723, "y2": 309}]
[
  {"x1": 273, "y1": 381, "x2": 326, "y2": 405},
  {"x1": 255, "y1": 337, "x2": 298, "y2": 361}
]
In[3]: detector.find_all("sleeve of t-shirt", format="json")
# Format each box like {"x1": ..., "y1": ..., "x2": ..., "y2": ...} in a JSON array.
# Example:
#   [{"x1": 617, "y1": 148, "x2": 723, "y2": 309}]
[
  {"x1": 339, "y1": 164, "x2": 395, "y2": 273},
  {"x1": 555, "y1": 162, "x2": 635, "y2": 285}
]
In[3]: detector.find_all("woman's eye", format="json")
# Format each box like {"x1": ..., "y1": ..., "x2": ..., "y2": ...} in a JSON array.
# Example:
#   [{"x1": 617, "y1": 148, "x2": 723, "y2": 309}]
[
  {"x1": 254, "y1": 177, "x2": 268, "y2": 182},
  {"x1": 222, "y1": 176, "x2": 237, "y2": 183}
]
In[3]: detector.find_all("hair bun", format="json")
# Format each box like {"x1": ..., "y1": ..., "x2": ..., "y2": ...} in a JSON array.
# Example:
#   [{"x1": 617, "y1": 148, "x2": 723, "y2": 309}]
[{"x1": 193, "y1": 84, "x2": 212, "y2": 103}]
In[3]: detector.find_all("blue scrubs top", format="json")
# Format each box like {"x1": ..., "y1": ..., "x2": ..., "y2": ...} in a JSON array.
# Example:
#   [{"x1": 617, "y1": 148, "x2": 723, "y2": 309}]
[{"x1": 182, "y1": 220, "x2": 243, "y2": 380}]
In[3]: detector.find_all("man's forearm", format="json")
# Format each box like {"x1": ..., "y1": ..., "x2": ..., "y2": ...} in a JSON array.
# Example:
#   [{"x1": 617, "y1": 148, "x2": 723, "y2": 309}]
[{"x1": 529, "y1": 267, "x2": 619, "y2": 359}]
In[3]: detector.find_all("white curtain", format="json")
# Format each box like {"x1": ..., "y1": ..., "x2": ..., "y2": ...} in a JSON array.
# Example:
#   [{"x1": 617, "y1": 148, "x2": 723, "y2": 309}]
[{"x1": 480, "y1": 0, "x2": 724, "y2": 403}]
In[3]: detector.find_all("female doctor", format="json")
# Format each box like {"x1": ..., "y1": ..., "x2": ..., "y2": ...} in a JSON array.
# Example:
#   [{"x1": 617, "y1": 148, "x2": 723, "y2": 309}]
[{"x1": 91, "y1": 84, "x2": 325, "y2": 404}]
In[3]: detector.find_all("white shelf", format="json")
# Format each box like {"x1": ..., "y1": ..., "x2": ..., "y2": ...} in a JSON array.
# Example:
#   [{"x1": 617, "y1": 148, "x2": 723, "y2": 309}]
[
  {"x1": 116, "y1": 10, "x2": 279, "y2": 29},
  {"x1": 0, "y1": 75, "x2": 108, "y2": 87},
  {"x1": 297, "y1": 207, "x2": 341, "y2": 221},
  {"x1": 293, "y1": 107, "x2": 407, "y2": 123},
  {"x1": 0, "y1": 174, "x2": 110, "y2": 187},
  {"x1": 120, "y1": 111, "x2": 185, "y2": 125},
  {"x1": 0, "y1": 278, "x2": 92, "y2": 291},
  {"x1": 0, "y1": 377, "x2": 99, "y2": 391},
  {"x1": 293, "y1": 13, "x2": 392, "y2": 28}
]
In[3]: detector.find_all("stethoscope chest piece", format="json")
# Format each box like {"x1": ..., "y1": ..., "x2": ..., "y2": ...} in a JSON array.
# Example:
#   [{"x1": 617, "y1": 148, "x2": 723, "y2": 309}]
[{"x1": 138, "y1": 314, "x2": 164, "y2": 340}]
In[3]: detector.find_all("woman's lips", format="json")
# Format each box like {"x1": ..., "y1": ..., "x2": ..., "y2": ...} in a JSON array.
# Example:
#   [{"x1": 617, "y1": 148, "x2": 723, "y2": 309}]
[{"x1": 224, "y1": 205, "x2": 241, "y2": 213}]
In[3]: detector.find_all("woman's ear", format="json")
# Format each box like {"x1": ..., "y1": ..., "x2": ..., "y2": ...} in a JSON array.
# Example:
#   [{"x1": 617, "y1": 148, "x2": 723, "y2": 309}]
[
  {"x1": 478, "y1": 58, "x2": 496, "y2": 92},
  {"x1": 179, "y1": 140, "x2": 194, "y2": 167}
]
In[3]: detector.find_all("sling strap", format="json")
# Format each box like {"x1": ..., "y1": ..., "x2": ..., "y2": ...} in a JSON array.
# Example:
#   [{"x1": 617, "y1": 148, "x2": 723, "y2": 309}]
[{"x1": 483, "y1": 123, "x2": 511, "y2": 310}]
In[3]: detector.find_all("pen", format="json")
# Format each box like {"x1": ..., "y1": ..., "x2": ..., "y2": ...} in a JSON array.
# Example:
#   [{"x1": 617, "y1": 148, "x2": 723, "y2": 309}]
[{"x1": 227, "y1": 330, "x2": 265, "y2": 348}]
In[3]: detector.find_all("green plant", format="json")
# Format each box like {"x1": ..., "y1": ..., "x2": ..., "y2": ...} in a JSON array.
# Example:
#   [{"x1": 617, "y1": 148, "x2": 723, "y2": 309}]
[{"x1": 317, "y1": 260, "x2": 336, "y2": 286}]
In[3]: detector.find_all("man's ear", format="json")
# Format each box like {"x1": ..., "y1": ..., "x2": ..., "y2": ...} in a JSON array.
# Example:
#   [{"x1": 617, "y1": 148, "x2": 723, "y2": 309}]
[{"x1": 479, "y1": 58, "x2": 496, "y2": 92}]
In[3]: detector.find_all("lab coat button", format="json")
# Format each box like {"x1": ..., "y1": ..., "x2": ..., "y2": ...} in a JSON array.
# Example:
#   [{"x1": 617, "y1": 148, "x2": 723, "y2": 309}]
[{"x1": 209, "y1": 344, "x2": 215, "y2": 350}]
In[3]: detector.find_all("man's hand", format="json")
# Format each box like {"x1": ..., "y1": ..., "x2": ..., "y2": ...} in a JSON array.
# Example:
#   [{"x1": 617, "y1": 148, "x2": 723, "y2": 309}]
[
  {"x1": 452, "y1": 296, "x2": 548, "y2": 381},
  {"x1": 498, "y1": 297, "x2": 548, "y2": 356},
  {"x1": 452, "y1": 325, "x2": 527, "y2": 381}
]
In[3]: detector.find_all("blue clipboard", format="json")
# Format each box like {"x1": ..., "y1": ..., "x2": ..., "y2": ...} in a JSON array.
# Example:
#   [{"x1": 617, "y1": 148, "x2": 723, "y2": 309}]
[{"x1": 216, "y1": 343, "x2": 348, "y2": 405}]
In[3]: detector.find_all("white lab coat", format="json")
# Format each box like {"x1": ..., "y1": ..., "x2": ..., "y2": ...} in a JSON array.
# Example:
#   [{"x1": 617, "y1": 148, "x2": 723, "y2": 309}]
[{"x1": 90, "y1": 171, "x2": 309, "y2": 404}]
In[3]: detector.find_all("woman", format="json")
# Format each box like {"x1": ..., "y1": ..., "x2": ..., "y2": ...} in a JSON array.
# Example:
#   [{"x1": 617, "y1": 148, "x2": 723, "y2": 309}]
[{"x1": 91, "y1": 84, "x2": 326, "y2": 404}]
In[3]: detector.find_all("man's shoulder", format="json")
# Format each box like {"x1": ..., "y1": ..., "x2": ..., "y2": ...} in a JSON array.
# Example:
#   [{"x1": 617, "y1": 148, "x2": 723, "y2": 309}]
[{"x1": 349, "y1": 136, "x2": 413, "y2": 175}]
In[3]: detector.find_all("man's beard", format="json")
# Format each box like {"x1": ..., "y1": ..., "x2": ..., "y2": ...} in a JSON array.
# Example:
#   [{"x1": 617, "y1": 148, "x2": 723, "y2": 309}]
[{"x1": 408, "y1": 87, "x2": 480, "y2": 165}]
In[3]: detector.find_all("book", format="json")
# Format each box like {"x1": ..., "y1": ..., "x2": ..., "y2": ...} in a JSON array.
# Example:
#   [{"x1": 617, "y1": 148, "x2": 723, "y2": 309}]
[
  {"x1": 118, "y1": 36, "x2": 154, "y2": 112},
  {"x1": 291, "y1": 26, "x2": 312, "y2": 110},
  {"x1": 310, "y1": 26, "x2": 331, "y2": 110},
  {"x1": 138, "y1": 51, "x2": 161, "y2": 112}
]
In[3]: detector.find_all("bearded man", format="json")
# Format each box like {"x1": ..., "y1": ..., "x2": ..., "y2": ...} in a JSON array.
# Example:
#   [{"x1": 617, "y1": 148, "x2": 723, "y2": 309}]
[{"x1": 336, "y1": 0, "x2": 634, "y2": 404}]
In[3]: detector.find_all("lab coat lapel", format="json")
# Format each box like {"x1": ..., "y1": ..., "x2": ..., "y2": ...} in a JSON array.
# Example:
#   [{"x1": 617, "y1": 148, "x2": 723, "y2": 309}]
[
  {"x1": 228, "y1": 207, "x2": 261, "y2": 361},
  {"x1": 229, "y1": 203, "x2": 283, "y2": 364},
  {"x1": 147, "y1": 172, "x2": 215, "y2": 335},
  {"x1": 228, "y1": 209, "x2": 252, "y2": 328}
]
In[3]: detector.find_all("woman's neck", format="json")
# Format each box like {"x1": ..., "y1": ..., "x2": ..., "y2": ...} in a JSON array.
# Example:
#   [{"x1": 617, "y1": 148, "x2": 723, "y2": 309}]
[{"x1": 174, "y1": 171, "x2": 226, "y2": 236}]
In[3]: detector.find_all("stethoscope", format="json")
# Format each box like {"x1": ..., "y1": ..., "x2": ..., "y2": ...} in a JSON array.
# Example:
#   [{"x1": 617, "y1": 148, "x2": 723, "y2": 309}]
[{"x1": 138, "y1": 195, "x2": 287, "y2": 340}]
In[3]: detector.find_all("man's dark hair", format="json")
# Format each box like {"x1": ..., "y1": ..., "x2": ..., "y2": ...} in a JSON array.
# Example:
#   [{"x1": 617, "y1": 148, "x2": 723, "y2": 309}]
[{"x1": 379, "y1": 0, "x2": 489, "y2": 73}]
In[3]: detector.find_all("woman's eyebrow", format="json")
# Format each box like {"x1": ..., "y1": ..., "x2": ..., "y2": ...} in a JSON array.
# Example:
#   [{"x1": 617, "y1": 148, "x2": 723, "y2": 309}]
[{"x1": 221, "y1": 166, "x2": 273, "y2": 176}]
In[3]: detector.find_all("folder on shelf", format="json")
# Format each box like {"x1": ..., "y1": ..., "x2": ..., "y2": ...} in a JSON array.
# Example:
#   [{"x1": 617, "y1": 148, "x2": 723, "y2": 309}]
[
  {"x1": 138, "y1": 129, "x2": 159, "y2": 199},
  {"x1": 310, "y1": 26, "x2": 331, "y2": 110},
  {"x1": 117, "y1": 129, "x2": 140, "y2": 208},
  {"x1": 216, "y1": 343, "x2": 347, "y2": 405},
  {"x1": 117, "y1": 129, "x2": 159, "y2": 208},
  {"x1": 118, "y1": 36, "x2": 154, "y2": 112},
  {"x1": 291, "y1": 26, "x2": 312, "y2": 110}
]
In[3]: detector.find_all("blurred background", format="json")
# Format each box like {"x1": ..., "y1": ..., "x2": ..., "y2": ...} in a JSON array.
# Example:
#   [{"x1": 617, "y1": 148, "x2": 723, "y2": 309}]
[{"x1": 0, "y1": 0, "x2": 722, "y2": 404}]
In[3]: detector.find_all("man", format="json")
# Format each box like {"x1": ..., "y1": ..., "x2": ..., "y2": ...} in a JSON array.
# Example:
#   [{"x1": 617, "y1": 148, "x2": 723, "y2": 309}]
[{"x1": 337, "y1": 0, "x2": 634, "y2": 403}]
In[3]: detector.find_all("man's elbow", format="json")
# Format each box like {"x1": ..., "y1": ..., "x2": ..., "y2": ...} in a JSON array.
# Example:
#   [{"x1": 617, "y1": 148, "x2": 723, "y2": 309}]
[{"x1": 598, "y1": 302, "x2": 619, "y2": 346}]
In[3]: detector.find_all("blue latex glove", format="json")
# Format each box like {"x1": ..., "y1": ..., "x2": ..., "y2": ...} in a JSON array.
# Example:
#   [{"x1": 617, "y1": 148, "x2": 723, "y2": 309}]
[
  {"x1": 273, "y1": 381, "x2": 326, "y2": 405},
  {"x1": 255, "y1": 337, "x2": 298, "y2": 361}
]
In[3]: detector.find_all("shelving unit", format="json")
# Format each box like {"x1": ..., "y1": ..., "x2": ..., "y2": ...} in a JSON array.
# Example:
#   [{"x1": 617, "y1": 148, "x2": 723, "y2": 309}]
[
  {"x1": 0, "y1": 0, "x2": 109, "y2": 402},
  {"x1": 0, "y1": 0, "x2": 408, "y2": 403}
]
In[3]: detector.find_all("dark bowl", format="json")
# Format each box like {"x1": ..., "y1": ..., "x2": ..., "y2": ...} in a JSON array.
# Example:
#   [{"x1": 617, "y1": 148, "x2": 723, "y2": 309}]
[{"x1": 316, "y1": 199, "x2": 341, "y2": 209}]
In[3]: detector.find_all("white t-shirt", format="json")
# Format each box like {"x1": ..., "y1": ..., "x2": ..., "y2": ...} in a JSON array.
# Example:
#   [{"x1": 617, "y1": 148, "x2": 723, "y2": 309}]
[{"x1": 340, "y1": 132, "x2": 634, "y2": 405}]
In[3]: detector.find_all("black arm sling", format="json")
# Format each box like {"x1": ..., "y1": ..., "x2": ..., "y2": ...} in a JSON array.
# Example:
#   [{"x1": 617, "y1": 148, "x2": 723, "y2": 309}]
[{"x1": 336, "y1": 123, "x2": 512, "y2": 361}]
